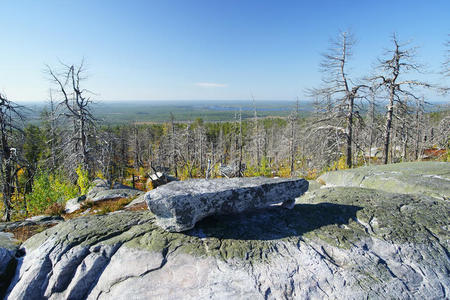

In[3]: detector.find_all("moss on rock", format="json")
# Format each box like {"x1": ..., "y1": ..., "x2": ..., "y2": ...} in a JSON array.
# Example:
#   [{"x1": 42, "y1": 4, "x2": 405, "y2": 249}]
[
  {"x1": 23, "y1": 182, "x2": 449, "y2": 265},
  {"x1": 318, "y1": 161, "x2": 450, "y2": 199}
]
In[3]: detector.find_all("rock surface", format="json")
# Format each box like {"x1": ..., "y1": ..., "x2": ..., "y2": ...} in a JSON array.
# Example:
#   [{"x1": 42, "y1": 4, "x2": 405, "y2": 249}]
[
  {"x1": 0, "y1": 230, "x2": 19, "y2": 298},
  {"x1": 145, "y1": 177, "x2": 309, "y2": 232},
  {"x1": 0, "y1": 215, "x2": 64, "y2": 233},
  {"x1": 84, "y1": 178, "x2": 144, "y2": 203},
  {"x1": 65, "y1": 196, "x2": 86, "y2": 214},
  {"x1": 318, "y1": 161, "x2": 450, "y2": 199},
  {"x1": 88, "y1": 188, "x2": 143, "y2": 202},
  {"x1": 124, "y1": 193, "x2": 146, "y2": 208},
  {"x1": 3, "y1": 162, "x2": 450, "y2": 299}
]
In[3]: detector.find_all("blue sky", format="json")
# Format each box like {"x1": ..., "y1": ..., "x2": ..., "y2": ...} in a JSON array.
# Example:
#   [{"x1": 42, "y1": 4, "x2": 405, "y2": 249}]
[{"x1": 0, "y1": 0, "x2": 449, "y2": 102}]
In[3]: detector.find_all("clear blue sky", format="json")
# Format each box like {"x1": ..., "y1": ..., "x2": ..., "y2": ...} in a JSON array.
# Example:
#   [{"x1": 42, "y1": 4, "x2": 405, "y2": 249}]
[{"x1": 0, "y1": 0, "x2": 449, "y2": 102}]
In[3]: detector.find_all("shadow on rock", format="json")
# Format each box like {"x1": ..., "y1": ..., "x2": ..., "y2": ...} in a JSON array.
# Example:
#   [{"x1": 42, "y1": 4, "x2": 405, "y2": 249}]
[{"x1": 186, "y1": 203, "x2": 363, "y2": 241}]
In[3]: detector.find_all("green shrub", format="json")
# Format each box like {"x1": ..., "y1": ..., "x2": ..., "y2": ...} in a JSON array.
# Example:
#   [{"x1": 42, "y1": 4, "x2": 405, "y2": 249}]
[
  {"x1": 76, "y1": 166, "x2": 91, "y2": 195},
  {"x1": 26, "y1": 170, "x2": 78, "y2": 216}
]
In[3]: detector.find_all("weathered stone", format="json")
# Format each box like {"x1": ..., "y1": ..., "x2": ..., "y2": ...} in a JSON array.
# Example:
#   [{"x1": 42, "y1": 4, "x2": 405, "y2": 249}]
[
  {"x1": 0, "y1": 216, "x2": 64, "y2": 233},
  {"x1": 145, "y1": 177, "x2": 309, "y2": 232},
  {"x1": 65, "y1": 195, "x2": 87, "y2": 214},
  {"x1": 88, "y1": 189, "x2": 144, "y2": 202},
  {"x1": 124, "y1": 193, "x2": 146, "y2": 208},
  {"x1": 85, "y1": 179, "x2": 143, "y2": 202},
  {"x1": 0, "y1": 232, "x2": 18, "y2": 299},
  {"x1": 4, "y1": 162, "x2": 450, "y2": 299},
  {"x1": 318, "y1": 161, "x2": 450, "y2": 199},
  {"x1": 0, "y1": 232, "x2": 18, "y2": 251},
  {"x1": 87, "y1": 178, "x2": 111, "y2": 195},
  {"x1": 147, "y1": 172, "x2": 178, "y2": 189},
  {"x1": 0, "y1": 247, "x2": 16, "y2": 299},
  {"x1": 25, "y1": 215, "x2": 64, "y2": 223},
  {"x1": 5, "y1": 184, "x2": 450, "y2": 299}
]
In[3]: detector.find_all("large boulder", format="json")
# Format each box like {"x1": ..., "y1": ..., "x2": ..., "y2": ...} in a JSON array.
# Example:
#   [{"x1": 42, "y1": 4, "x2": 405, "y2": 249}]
[
  {"x1": 4, "y1": 183, "x2": 450, "y2": 299},
  {"x1": 0, "y1": 231, "x2": 19, "y2": 298},
  {"x1": 145, "y1": 177, "x2": 309, "y2": 232},
  {"x1": 0, "y1": 247, "x2": 16, "y2": 298},
  {"x1": 86, "y1": 179, "x2": 144, "y2": 202},
  {"x1": 88, "y1": 188, "x2": 143, "y2": 202},
  {"x1": 318, "y1": 161, "x2": 450, "y2": 200}
]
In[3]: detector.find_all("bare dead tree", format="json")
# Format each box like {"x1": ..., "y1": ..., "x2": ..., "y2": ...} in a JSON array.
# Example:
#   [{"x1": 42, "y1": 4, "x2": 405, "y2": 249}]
[
  {"x1": 288, "y1": 98, "x2": 300, "y2": 176},
  {"x1": 98, "y1": 127, "x2": 116, "y2": 182},
  {"x1": 0, "y1": 93, "x2": 24, "y2": 221},
  {"x1": 169, "y1": 112, "x2": 179, "y2": 177},
  {"x1": 46, "y1": 61, "x2": 98, "y2": 177},
  {"x1": 372, "y1": 35, "x2": 433, "y2": 164},
  {"x1": 238, "y1": 108, "x2": 244, "y2": 177},
  {"x1": 251, "y1": 96, "x2": 262, "y2": 168},
  {"x1": 41, "y1": 92, "x2": 61, "y2": 171},
  {"x1": 443, "y1": 35, "x2": 450, "y2": 78},
  {"x1": 309, "y1": 31, "x2": 367, "y2": 168}
]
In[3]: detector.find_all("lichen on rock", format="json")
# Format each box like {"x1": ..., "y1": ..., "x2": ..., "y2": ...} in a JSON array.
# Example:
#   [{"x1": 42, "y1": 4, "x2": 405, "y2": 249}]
[
  {"x1": 145, "y1": 177, "x2": 309, "y2": 232},
  {"x1": 3, "y1": 162, "x2": 450, "y2": 299}
]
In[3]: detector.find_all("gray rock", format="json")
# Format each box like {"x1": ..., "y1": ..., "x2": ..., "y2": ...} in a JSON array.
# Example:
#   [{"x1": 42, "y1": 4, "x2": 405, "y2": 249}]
[
  {"x1": 89, "y1": 189, "x2": 144, "y2": 202},
  {"x1": 85, "y1": 178, "x2": 143, "y2": 202},
  {"x1": 4, "y1": 163, "x2": 449, "y2": 299},
  {"x1": 0, "y1": 232, "x2": 18, "y2": 298},
  {"x1": 124, "y1": 193, "x2": 146, "y2": 208},
  {"x1": 5, "y1": 184, "x2": 450, "y2": 299},
  {"x1": 65, "y1": 196, "x2": 86, "y2": 214},
  {"x1": 0, "y1": 216, "x2": 64, "y2": 233},
  {"x1": 318, "y1": 161, "x2": 450, "y2": 200},
  {"x1": 25, "y1": 215, "x2": 64, "y2": 223},
  {"x1": 0, "y1": 247, "x2": 16, "y2": 299},
  {"x1": 86, "y1": 178, "x2": 111, "y2": 199},
  {"x1": 0, "y1": 232, "x2": 18, "y2": 251},
  {"x1": 145, "y1": 177, "x2": 309, "y2": 232}
]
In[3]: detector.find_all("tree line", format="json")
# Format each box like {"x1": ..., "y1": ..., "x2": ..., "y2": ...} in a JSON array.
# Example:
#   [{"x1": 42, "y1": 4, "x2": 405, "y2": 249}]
[{"x1": 1, "y1": 32, "x2": 449, "y2": 221}]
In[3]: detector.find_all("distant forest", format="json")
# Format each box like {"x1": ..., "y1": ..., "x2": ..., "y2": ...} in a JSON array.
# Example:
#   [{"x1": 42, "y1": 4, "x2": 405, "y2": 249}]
[{"x1": 1, "y1": 32, "x2": 449, "y2": 221}]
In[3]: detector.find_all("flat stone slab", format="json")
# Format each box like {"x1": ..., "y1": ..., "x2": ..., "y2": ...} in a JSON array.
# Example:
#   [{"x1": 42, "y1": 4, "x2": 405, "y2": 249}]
[
  {"x1": 145, "y1": 177, "x2": 309, "y2": 232},
  {"x1": 88, "y1": 189, "x2": 144, "y2": 202},
  {"x1": 318, "y1": 161, "x2": 450, "y2": 200}
]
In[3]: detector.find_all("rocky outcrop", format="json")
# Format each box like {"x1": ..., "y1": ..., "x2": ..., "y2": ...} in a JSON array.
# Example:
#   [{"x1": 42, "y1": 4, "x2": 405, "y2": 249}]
[
  {"x1": 4, "y1": 163, "x2": 450, "y2": 299},
  {"x1": 0, "y1": 246, "x2": 16, "y2": 298},
  {"x1": 0, "y1": 230, "x2": 19, "y2": 298},
  {"x1": 65, "y1": 179, "x2": 145, "y2": 213},
  {"x1": 86, "y1": 179, "x2": 143, "y2": 202},
  {"x1": 145, "y1": 177, "x2": 309, "y2": 232},
  {"x1": 88, "y1": 188, "x2": 143, "y2": 202},
  {"x1": 0, "y1": 215, "x2": 64, "y2": 234},
  {"x1": 124, "y1": 193, "x2": 146, "y2": 208},
  {"x1": 318, "y1": 161, "x2": 450, "y2": 200},
  {"x1": 65, "y1": 196, "x2": 87, "y2": 214}
]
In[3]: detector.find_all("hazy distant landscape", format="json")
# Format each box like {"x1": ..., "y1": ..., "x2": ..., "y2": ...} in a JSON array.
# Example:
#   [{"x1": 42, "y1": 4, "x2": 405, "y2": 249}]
[
  {"x1": 21, "y1": 99, "x2": 448, "y2": 124},
  {"x1": 22, "y1": 99, "x2": 314, "y2": 123}
]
